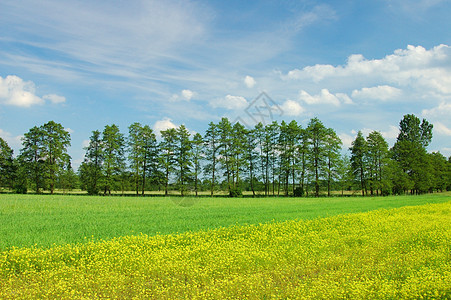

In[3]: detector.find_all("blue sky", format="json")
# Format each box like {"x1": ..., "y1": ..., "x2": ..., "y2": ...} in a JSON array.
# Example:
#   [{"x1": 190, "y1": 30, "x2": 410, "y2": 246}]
[{"x1": 1, "y1": 0, "x2": 451, "y2": 168}]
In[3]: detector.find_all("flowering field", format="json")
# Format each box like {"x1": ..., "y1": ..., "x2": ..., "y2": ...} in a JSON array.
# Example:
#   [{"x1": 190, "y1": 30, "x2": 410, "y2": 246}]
[
  {"x1": 1, "y1": 201, "x2": 450, "y2": 299},
  {"x1": 1, "y1": 193, "x2": 450, "y2": 249}
]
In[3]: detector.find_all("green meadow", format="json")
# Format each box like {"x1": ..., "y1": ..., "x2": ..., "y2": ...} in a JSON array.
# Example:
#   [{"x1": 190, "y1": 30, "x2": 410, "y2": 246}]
[{"x1": 1, "y1": 192, "x2": 449, "y2": 250}]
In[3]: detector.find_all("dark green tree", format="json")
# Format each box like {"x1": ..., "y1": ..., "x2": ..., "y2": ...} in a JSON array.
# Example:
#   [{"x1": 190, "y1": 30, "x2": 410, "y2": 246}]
[
  {"x1": 20, "y1": 126, "x2": 46, "y2": 193},
  {"x1": 217, "y1": 118, "x2": 233, "y2": 194},
  {"x1": 160, "y1": 128, "x2": 177, "y2": 196},
  {"x1": 41, "y1": 121, "x2": 71, "y2": 194},
  {"x1": 244, "y1": 128, "x2": 258, "y2": 197},
  {"x1": 128, "y1": 123, "x2": 158, "y2": 195},
  {"x1": 79, "y1": 130, "x2": 103, "y2": 195},
  {"x1": 0, "y1": 137, "x2": 15, "y2": 190},
  {"x1": 174, "y1": 125, "x2": 192, "y2": 196},
  {"x1": 307, "y1": 118, "x2": 327, "y2": 197},
  {"x1": 366, "y1": 131, "x2": 389, "y2": 195},
  {"x1": 392, "y1": 114, "x2": 433, "y2": 194},
  {"x1": 102, "y1": 124, "x2": 125, "y2": 195},
  {"x1": 323, "y1": 128, "x2": 342, "y2": 197},
  {"x1": 350, "y1": 131, "x2": 367, "y2": 196},
  {"x1": 204, "y1": 122, "x2": 219, "y2": 196},
  {"x1": 192, "y1": 133, "x2": 204, "y2": 196}
]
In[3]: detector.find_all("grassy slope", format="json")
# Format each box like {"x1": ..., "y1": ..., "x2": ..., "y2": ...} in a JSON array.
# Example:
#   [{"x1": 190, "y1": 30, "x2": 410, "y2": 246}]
[
  {"x1": 0, "y1": 192, "x2": 450, "y2": 249},
  {"x1": 0, "y1": 202, "x2": 450, "y2": 299}
]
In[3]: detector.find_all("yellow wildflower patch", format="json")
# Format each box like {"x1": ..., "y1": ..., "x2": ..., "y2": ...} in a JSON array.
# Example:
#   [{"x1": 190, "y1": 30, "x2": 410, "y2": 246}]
[{"x1": 1, "y1": 202, "x2": 450, "y2": 299}]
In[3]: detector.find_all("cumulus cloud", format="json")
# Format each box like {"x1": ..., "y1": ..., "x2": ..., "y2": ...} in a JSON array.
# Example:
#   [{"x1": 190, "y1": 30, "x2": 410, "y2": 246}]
[
  {"x1": 64, "y1": 128, "x2": 74, "y2": 134},
  {"x1": 284, "y1": 45, "x2": 451, "y2": 94},
  {"x1": 352, "y1": 85, "x2": 402, "y2": 101},
  {"x1": 279, "y1": 99, "x2": 304, "y2": 116},
  {"x1": 0, "y1": 75, "x2": 66, "y2": 107},
  {"x1": 43, "y1": 94, "x2": 66, "y2": 104},
  {"x1": 298, "y1": 89, "x2": 343, "y2": 106},
  {"x1": 153, "y1": 117, "x2": 177, "y2": 137},
  {"x1": 181, "y1": 89, "x2": 194, "y2": 101},
  {"x1": 170, "y1": 89, "x2": 195, "y2": 102},
  {"x1": 0, "y1": 75, "x2": 44, "y2": 107},
  {"x1": 210, "y1": 95, "x2": 248, "y2": 110},
  {"x1": 244, "y1": 76, "x2": 256, "y2": 88}
]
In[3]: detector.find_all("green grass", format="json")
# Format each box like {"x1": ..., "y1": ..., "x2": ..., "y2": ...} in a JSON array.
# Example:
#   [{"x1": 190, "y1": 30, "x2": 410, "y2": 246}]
[
  {"x1": 0, "y1": 192, "x2": 450, "y2": 250},
  {"x1": 1, "y1": 202, "x2": 450, "y2": 299}
]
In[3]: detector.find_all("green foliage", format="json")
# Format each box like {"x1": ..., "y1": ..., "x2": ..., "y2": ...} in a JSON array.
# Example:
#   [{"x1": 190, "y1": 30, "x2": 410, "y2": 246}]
[
  {"x1": 294, "y1": 186, "x2": 304, "y2": 197},
  {"x1": 0, "y1": 137, "x2": 15, "y2": 190},
  {"x1": 228, "y1": 186, "x2": 243, "y2": 197}
]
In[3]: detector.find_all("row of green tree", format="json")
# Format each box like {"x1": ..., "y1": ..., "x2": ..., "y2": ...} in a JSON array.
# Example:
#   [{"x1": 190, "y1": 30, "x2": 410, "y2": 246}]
[{"x1": 0, "y1": 114, "x2": 449, "y2": 196}]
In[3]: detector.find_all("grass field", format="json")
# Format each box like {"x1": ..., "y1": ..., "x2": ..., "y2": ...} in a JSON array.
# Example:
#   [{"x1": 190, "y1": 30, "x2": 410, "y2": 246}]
[
  {"x1": 0, "y1": 192, "x2": 450, "y2": 249},
  {"x1": 0, "y1": 200, "x2": 449, "y2": 299}
]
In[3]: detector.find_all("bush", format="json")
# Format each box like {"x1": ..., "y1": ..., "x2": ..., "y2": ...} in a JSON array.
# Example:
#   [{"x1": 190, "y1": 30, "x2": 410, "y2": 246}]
[
  {"x1": 229, "y1": 187, "x2": 243, "y2": 198},
  {"x1": 294, "y1": 187, "x2": 304, "y2": 197}
]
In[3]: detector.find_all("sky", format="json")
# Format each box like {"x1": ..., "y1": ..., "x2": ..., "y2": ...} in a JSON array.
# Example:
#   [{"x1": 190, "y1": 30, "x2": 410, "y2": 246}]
[{"x1": 1, "y1": 0, "x2": 451, "y2": 169}]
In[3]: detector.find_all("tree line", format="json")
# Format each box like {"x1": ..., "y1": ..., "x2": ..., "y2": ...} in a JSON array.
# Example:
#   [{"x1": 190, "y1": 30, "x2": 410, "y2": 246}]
[{"x1": 0, "y1": 114, "x2": 450, "y2": 196}]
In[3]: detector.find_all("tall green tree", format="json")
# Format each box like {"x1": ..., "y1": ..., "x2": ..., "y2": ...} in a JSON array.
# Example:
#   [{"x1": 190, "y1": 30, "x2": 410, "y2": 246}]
[
  {"x1": 307, "y1": 118, "x2": 327, "y2": 197},
  {"x1": 323, "y1": 128, "x2": 342, "y2": 197},
  {"x1": 41, "y1": 121, "x2": 71, "y2": 194},
  {"x1": 20, "y1": 126, "x2": 45, "y2": 193},
  {"x1": 217, "y1": 118, "x2": 233, "y2": 194},
  {"x1": 392, "y1": 114, "x2": 433, "y2": 194},
  {"x1": 244, "y1": 128, "x2": 258, "y2": 196},
  {"x1": 427, "y1": 152, "x2": 448, "y2": 192},
  {"x1": 204, "y1": 122, "x2": 219, "y2": 196},
  {"x1": 174, "y1": 125, "x2": 192, "y2": 196},
  {"x1": 192, "y1": 133, "x2": 204, "y2": 196},
  {"x1": 278, "y1": 121, "x2": 291, "y2": 196},
  {"x1": 350, "y1": 131, "x2": 367, "y2": 196},
  {"x1": 128, "y1": 123, "x2": 158, "y2": 195},
  {"x1": 160, "y1": 128, "x2": 177, "y2": 196},
  {"x1": 366, "y1": 131, "x2": 388, "y2": 195},
  {"x1": 102, "y1": 124, "x2": 125, "y2": 195},
  {"x1": 230, "y1": 122, "x2": 247, "y2": 193},
  {"x1": 298, "y1": 127, "x2": 309, "y2": 196},
  {"x1": 79, "y1": 130, "x2": 103, "y2": 195},
  {"x1": 0, "y1": 137, "x2": 15, "y2": 190}
]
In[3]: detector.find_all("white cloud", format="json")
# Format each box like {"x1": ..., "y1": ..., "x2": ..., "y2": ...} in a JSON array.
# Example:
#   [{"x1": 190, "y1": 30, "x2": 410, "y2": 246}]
[
  {"x1": 381, "y1": 125, "x2": 399, "y2": 139},
  {"x1": 280, "y1": 99, "x2": 304, "y2": 116},
  {"x1": 210, "y1": 95, "x2": 248, "y2": 110},
  {"x1": 43, "y1": 94, "x2": 66, "y2": 104},
  {"x1": 284, "y1": 45, "x2": 451, "y2": 95},
  {"x1": 153, "y1": 117, "x2": 177, "y2": 137},
  {"x1": 244, "y1": 76, "x2": 256, "y2": 88},
  {"x1": 339, "y1": 133, "x2": 355, "y2": 150},
  {"x1": 352, "y1": 85, "x2": 402, "y2": 101},
  {"x1": 181, "y1": 89, "x2": 194, "y2": 101},
  {"x1": 434, "y1": 122, "x2": 451, "y2": 136},
  {"x1": 0, "y1": 75, "x2": 66, "y2": 107},
  {"x1": 170, "y1": 89, "x2": 195, "y2": 102},
  {"x1": 422, "y1": 101, "x2": 451, "y2": 117},
  {"x1": 298, "y1": 89, "x2": 342, "y2": 106},
  {"x1": 0, "y1": 75, "x2": 44, "y2": 107},
  {"x1": 64, "y1": 128, "x2": 74, "y2": 134},
  {"x1": 336, "y1": 93, "x2": 353, "y2": 104}
]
